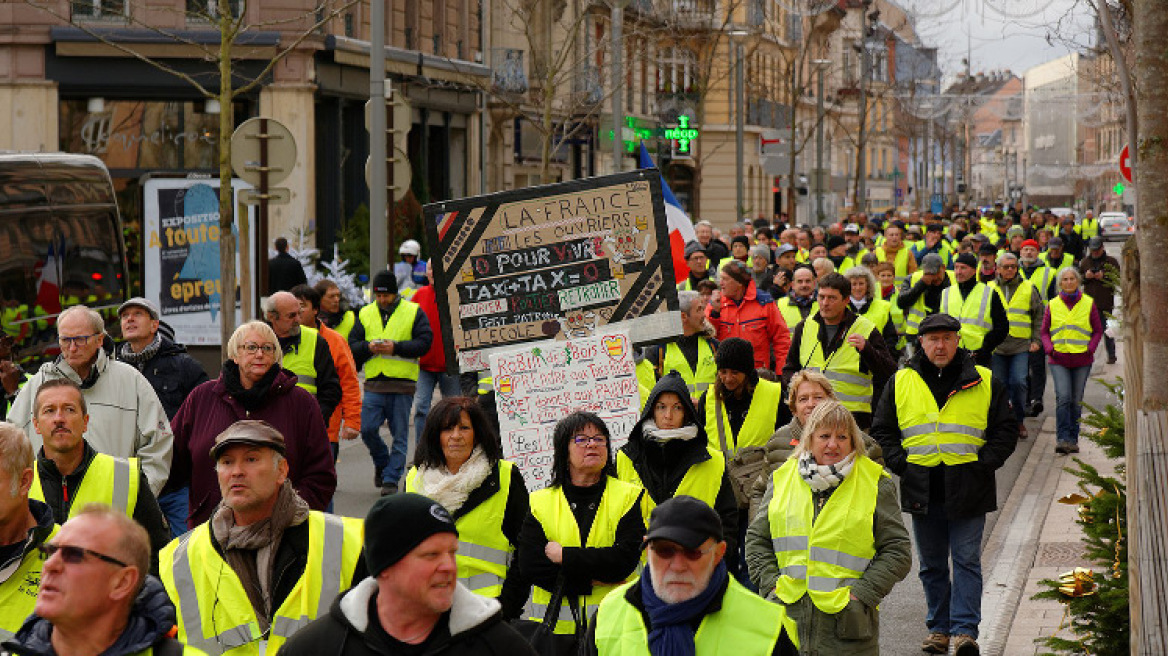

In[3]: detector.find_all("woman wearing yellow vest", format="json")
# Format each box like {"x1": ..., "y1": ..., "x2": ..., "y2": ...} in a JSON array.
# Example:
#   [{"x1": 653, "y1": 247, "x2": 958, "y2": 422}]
[
  {"x1": 405, "y1": 396, "x2": 530, "y2": 619},
  {"x1": 616, "y1": 372, "x2": 739, "y2": 573},
  {"x1": 745, "y1": 401, "x2": 911, "y2": 655},
  {"x1": 1040, "y1": 268, "x2": 1105, "y2": 454},
  {"x1": 518, "y1": 412, "x2": 645, "y2": 639},
  {"x1": 844, "y1": 266, "x2": 901, "y2": 361}
]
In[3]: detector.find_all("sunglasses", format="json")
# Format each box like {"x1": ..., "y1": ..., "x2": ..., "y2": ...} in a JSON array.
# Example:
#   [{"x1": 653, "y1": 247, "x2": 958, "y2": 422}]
[
  {"x1": 649, "y1": 542, "x2": 716, "y2": 561},
  {"x1": 39, "y1": 543, "x2": 129, "y2": 568}
]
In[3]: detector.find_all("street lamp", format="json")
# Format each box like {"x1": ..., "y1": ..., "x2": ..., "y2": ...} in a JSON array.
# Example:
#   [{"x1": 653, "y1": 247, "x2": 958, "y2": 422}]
[
  {"x1": 728, "y1": 29, "x2": 749, "y2": 220},
  {"x1": 813, "y1": 59, "x2": 831, "y2": 224}
]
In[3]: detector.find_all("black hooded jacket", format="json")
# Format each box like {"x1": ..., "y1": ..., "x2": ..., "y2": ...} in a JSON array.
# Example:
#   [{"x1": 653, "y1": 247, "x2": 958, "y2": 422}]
[
  {"x1": 3, "y1": 577, "x2": 187, "y2": 656},
  {"x1": 118, "y1": 337, "x2": 209, "y2": 420},
  {"x1": 618, "y1": 372, "x2": 739, "y2": 568}
]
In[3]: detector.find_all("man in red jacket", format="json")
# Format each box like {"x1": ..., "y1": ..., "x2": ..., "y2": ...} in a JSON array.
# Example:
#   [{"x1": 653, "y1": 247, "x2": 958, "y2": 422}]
[
  {"x1": 410, "y1": 260, "x2": 462, "y2": 436},
  {"x1": 707, "y1": 260, "x2": 791, "y2": 372}
]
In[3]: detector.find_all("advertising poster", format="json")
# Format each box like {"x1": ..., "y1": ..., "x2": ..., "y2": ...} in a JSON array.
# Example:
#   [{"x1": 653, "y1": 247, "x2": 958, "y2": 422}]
[
  {"x1": 142, "y1": 177, "x2": 257, "y2": 345},
  {"x1": 489, "y1": 331, "x2": 640, "y2": 492},
  {"x1": 424, "y1": 170, "x2": 682, "y2": 373}
]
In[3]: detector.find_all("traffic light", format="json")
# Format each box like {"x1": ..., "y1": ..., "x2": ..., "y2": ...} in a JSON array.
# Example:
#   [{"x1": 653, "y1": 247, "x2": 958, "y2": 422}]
[{"x1": 365, "y1": 82, "x2": 412, "y2": 201}]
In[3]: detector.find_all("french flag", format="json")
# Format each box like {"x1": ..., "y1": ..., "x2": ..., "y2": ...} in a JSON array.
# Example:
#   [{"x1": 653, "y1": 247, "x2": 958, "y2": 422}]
[{"x1": 637, "y1": 142, "x2": 696, "y2": 285}]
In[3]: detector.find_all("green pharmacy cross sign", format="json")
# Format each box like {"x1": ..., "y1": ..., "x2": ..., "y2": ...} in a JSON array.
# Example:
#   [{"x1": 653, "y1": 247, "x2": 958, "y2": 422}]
[
  {"x1": 664, "y1": 115, "x2": 700, "y2": 155},
  {"x1": 1113, "y1": 182, "x2": 1125, "y2": 196}
]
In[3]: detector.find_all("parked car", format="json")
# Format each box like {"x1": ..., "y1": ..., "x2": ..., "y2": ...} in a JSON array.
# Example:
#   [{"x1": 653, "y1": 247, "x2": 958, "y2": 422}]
[{"x1": 1099, "y1": 212, "x2": 1135, "y2": 241}]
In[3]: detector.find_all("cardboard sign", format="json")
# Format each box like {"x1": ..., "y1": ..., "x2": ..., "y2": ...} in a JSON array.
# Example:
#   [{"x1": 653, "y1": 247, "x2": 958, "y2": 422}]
[
  {"x1": 490, "y1": 331, "x2": 641, "y2": 492},
  {"x1": 424, "y1": 170, "x2": 681, "y2": 374}
]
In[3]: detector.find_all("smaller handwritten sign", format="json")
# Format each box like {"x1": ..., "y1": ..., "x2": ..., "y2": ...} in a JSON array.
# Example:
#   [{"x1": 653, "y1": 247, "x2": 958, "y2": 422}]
[{"x1": 490, "y1": 331, "x2": 641, "y2": 492}]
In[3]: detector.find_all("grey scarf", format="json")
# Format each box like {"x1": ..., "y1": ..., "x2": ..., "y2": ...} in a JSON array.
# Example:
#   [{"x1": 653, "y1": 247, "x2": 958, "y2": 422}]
[
  {"x1": 118, "y1": 334, "x2": 162, "y2": 367},
  {"x1": 210, "y1": 480, "x2": 310, "y2": 630}
]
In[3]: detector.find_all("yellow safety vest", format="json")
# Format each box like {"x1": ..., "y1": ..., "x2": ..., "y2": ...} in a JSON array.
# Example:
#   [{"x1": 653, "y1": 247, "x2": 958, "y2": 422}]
[
  {"x1": 1042, "y1": 252, "x2": 1074, "y2": 271},
  {"x1": 858, "y1": 298, "x2": 892, "y2": 334},
  {"x1": 405, "y1": 461, "x2": 515, "y2": 598},
  {"x1": 797, "y1": 316, "x2": 877, "y2": 413},
  {"x1": 940, "y1": 282, "x2": 994, "y2": 350},
  {"x1": 0, "y1": 526, "x2": 59, "y2": 642},
  {"x1": 902, "y1": 270, "x2": 955, "y2": 336},
  {"x1": 334, "y1": 310, "x2": 356, "y2": 341},
  {"x1": 1027, "y1": 265, "x2": 1056, "y2": 303},
  {"x1": 661, "y1": 339, "x2": 718, "y2": 401},
  {"x1": 875, "y1": 247, "x2": 912, "y2": 287},
  {"x1": 1049, "y1": 295, "x2": 1095, "y2": 354},
  {"x1": 1076, "y1": 218, "x2": 1099, "y2": 239},
  {"x1": 279, "y1": 326, "x2": 320, "y2": 394},
  {"x1": 358, "y1": 300, "x2": 421, "y2": 381},
  {"x1": 704, "y1": 379, "x2": 783, "y2": 456},
  {"x1": 989, "y1": 279, "x2": 1035, "y2": 339},
  {"x1": 777, "y1": 297, "x2": 817, "y2": 335},
  {"x1": 768, "y1": 457, "x2": 885, "y2": 614},
  {"x1": 30, "y1": 454, "x2": 140, "y2": 519},
  {"x1": 979, "y1": 217, "x2": 997, "y2": 237},
  {"x1": 615, "y1": 448, "x2": 725, "y2": 525},
  {"x1": 635, "y1": 359, "x2": 657, "y2": 398},
  {"x1": 525, "y1": 478, "x2": 643, "y2": 634},
  {"x1": 893, "y1": 366, "x2": 992, "y2": 467},
  {"x1": 160, "y1": 511, "x2": 364, "y2": 656},
  {"x1": 593, "y1": 575, "x2": 797, "y2": 654}
]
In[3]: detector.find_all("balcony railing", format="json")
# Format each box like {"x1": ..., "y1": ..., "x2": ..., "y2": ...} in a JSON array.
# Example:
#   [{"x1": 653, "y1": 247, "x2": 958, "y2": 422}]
[
  {"x1": 574, "y1": 66, "x2": 603, "y2": 105},
  {"x1": 747, "y1": 97, "x2": 791, "y2": 129},
  {"x1": 666, "y1": 0, "x2": 719, "y2": 28},
  {"x1": 492, "y1": 48, "x2": 529, "y2": 95}
]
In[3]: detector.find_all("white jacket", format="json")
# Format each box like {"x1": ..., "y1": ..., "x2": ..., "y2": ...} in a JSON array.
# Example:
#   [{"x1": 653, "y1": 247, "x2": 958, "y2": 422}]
[{"x1": 8, "y1": 348, "x2": 173, "y2": 495}]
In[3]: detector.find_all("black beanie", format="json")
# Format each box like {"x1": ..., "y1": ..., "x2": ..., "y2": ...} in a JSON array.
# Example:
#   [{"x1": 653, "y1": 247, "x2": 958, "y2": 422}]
[
  {"x1": 372, "y1": 269, "x2": 397, "y2": 294},
  {"x1": 715, "y1": 337, "x2": 756, "y2": 378},
  {"x1": 731, "y1": 235, "x2": 751, "y2": 250},
  {"x1": 955, "y1": 252, "x2": 978, "y2": 268},
  {"x1": 364, "y1": 493, "x2": 459, "y2": 576}
]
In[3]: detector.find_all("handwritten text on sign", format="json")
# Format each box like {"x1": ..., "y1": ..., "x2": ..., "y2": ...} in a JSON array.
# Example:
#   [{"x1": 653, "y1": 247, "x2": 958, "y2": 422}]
[{"x1": 490, "y1": 332, "x2": 640, "y2": 492}]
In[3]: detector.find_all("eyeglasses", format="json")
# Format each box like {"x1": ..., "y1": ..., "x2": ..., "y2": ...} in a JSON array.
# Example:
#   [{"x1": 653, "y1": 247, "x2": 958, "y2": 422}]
[
  {"x1": 39, "y1": 543, "x2": 129, "y2": 568},
  {"x1": 649, "y1": 542, "x2": 716, "y2": 562},
  {"x1": 999, "y1": 264, "x2": 1018, "y2": 270},
  {"x1": 572, "y1": 434, "x2": 607, "y2": 446},
  {"x1": 58, "y1": 333, "x2": 99, "y2": 348},
  {"x1": 240, "y1": 343, "x2": 278, "y2": 355}
]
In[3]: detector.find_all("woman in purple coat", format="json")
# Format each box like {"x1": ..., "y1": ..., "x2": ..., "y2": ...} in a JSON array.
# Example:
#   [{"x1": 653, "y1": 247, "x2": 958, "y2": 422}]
[
  {"x1": 1040, "y1": 267, "x2": 1106, "y2": 455},
  {"x1": 167, "y1": 320, "x2": 337, "y2": 528}
]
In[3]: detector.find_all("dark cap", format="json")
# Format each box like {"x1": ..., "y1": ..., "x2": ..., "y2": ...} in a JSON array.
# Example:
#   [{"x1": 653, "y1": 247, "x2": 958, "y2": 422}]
[
  {"x1": 955, "y1": 253, "x2": 978, "y2": 268},
  {"x1": 1088, "y1": 236, "x2": 1104, "y2": 250},
  {"x1": 1048, "y1": 237, "x2": 1064, "y2": 248},
  {"x1": 715, "y1": 337, "x2": 757, "y2": 379},
  {"x1": 209, "y1": 420, "x2": 286, "y2": 460},
  {"x1": 826, "y1": 235, "x2": 847, "y2": 251},
  {"x1": 978, "y1": 243, "x2": 998, "y2": 257},
  {"x1": 918, "y1": 313, "x2": 962, "y2": 335},
  {"x1": 775, "y1": 243, "x2": 798, "y2": 257},
  {"x1": 118, "y1": 297, "x2": 160, "y2": 320},
  {"x1": 644, "y1": 495, "x2": 723, "y2": 549},
  {"x1": 731, "y1": 235, "x2": 751, "y2": 249},
  {"x1": 925, "y1": 222, "x2": 944, "y2": 233},
  {"x1": 364, "y1": 493, "x2": 459, "y2": 576},
  {"x1": 372, "y1": 269, "x2": 397, "y2": 294},
  {"x1": 684, "y1": 241, "x2": 706, "y2": 259}
]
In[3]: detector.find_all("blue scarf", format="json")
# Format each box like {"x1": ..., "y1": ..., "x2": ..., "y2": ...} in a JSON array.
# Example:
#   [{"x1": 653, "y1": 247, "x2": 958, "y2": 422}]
[{"x1": 640, "y1": 560, "x2": 728, "y2": 656}]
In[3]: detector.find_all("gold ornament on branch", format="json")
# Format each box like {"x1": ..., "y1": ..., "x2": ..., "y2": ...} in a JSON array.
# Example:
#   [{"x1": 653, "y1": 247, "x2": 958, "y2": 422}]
[{"x1": 1058, "y1": 568, "x2": 1097, "y2": 598}]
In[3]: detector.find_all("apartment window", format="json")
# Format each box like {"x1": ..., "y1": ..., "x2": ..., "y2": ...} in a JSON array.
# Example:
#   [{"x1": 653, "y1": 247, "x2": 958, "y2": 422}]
[
  {"x1": 186, "y1": 0, "x2": 244, "y2": 20},
  {"x1": 434, "y1": 0, "x2": 446, "y2": 56},
  {"x1": 657, "y1": 47, "x2": 696, "y2": 93},
  {"x1": 73, "y1": 0, "x2": 127, "y2": 19}
]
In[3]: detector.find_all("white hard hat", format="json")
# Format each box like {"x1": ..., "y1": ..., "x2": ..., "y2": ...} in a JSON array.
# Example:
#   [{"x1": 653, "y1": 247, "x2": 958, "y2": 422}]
[{"x1": 399, "y1": 239, "x2": 421, "y2": 256}]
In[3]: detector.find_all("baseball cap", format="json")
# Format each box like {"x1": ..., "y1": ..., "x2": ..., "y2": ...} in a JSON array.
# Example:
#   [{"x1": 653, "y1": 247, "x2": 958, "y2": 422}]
[
  {"x1": 775, "y1": 244, "x2": 798, "y2": 257},
  {"x1": 1088, "y1": 237, "x2": 1104, "y2": 250},
  {"x1": 644, "y1": 496, "x2": 723, "y2": 549}
]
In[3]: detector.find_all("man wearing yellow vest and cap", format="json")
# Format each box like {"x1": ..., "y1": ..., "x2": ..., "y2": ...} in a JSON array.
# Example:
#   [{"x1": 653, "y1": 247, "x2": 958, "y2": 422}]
[
  {"x1": 783, "y1": 273, "x2": 895, "y2": 431},
  {"x1": 585, "y1": 495, "x2": 798, "y2": 656},
  {"x1": 871, "y1": 314, "x2": 1018, "y2": 656},
  {"x1": 940, "y1": 253, "x2": 1009, "y2": 368},
  {"x1": 160, "y1": 420, "x2": 365, "y2": 656},
  {"x1": 349, "y1": 270, "x2": 433, "y2": 496},
  {"x1": 29, "y1": 379, "x2": 169, "y2": 571},
  {"x1": 0, "y1": 422, "x2": 58, "y2": 643},
  {"x1": 264, "y1": 291, "x2": 342, "y2": 426}
]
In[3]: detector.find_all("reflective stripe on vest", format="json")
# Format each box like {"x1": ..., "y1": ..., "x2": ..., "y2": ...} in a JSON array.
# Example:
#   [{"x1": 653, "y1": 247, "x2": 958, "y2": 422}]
[
  {"x1": 405, "y1": 462, "x2": 516, "y2": 597},
  {"x1": 662, "y1": 339, "x2": 717, "y2": 400},
  {"x1": 161, "y1": 512, "x2": 363, "y2": 655},
  {"x1": 1027, "y1": 265, "x2": 1055, "y2": 303},
  {"x1": 477, "y1": 377, "x2": 494, "y2": 395},
  {"x1": 30, "y1": 454, "x2": 139, "y2": 519},
  {"x1": 903, "y1": 270, "x2": 955, "y2": 336},
  {"x1": 876, "y1": 247, "x2": 912, "y2": 287},
  {"x1": 894, "y1": 366, "x2": 993, "y2": 467},
  {"x1": 281, "y1": 327, "x2": 320, "y2": 395},
  {"x1": 526, "y1": 478, "x2": 643, "y2": 634},
  {"x1": 0, "y1": 526, "x2": 59, "y2": 640},
  {"x1": 777, "y1": 298, "x2": 817, "y2": 335},
  {"x1": 1049, "y1": 295, "x2": 1095, "y2": 354},
  {"x1": 797, "y1": 315, "x2": 877, "y2": 413},
  {"x1": 592, "y1": 576, "x2": 796, "y2": 654},
  {"x1": 768, "y1": 457, "x2": 884, "y2": 614},
  {"x1": 358, "y1": 301, "x2": 421, "y2": 381},
  {"x1": 705, "y1": 379, "x2": 783, "y2": 456},
  {"x1": 989, "y1": 279, "x2": 1035, "y2": 338},
  {"x1": 615, "y1": 448, "x2": 726, "y2": 526},
  {"x1": 941, "y1": 282, "x2": 994, "y2": 350}
]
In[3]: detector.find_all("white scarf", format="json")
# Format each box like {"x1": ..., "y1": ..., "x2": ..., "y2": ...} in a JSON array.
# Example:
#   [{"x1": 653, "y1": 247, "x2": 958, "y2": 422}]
[
  {"x1": 415, "y1": 445, "x2": 493, "y2": 513},
  {"x1": 797, "y1": 450, "x2": 857, "y2": 492},
  {"x1": 641, "y1": 418, "x2": 700, "y2": 443}
]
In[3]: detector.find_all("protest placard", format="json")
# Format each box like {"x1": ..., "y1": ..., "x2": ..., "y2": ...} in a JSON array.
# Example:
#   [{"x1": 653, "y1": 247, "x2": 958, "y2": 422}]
[
  {"x1": 489, "y1": 330, "x2": 640, "y2": 492},
  {"x1": 424, "y1": 170, "x2": 681, "y2": 373}
]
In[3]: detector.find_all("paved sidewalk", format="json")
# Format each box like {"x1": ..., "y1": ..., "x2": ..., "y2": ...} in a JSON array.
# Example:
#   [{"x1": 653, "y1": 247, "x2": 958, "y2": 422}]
[{"x1": 980, "y1": 403, "x2": 1119, "y2": 654}]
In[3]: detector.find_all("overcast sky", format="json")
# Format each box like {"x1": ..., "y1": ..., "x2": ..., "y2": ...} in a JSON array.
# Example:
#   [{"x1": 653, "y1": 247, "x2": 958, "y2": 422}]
[{"x1": 908, "y1": 0, "x2": 1096, "y2": 82}]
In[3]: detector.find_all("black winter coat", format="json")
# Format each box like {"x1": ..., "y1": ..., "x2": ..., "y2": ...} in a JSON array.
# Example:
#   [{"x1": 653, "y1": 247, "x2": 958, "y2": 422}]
[
  {"x1": 277, "y1": 578, "x2": 537, "y2": 656},
  {"x1": 869, "y1": 348, "x2": 1019, "y2": 518},
  {"x1": 119, "y1": 338, "x2": 209, "y2": 420}
]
